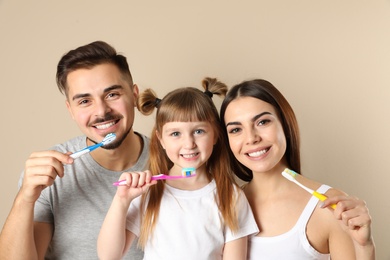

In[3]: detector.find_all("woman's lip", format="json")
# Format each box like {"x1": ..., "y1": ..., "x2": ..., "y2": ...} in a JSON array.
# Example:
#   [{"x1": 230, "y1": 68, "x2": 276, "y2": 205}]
[{"x1": 245, "y1": 147, "x2": 271, "y2": 158}]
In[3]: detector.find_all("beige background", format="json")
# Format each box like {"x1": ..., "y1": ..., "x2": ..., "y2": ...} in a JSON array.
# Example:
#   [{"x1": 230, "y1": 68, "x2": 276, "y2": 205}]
[{"x1": 1, "y1": 0, "x2": 389, "y2": 258}]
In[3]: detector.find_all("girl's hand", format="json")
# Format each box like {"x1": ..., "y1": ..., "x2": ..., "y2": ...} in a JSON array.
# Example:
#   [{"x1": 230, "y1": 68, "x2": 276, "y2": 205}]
[{"x1": 116, "y1": 170, "x2": 157, "y2": 201}]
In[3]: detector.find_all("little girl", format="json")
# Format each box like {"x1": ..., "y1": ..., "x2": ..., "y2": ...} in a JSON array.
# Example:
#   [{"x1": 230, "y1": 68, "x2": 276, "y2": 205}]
[{"x1": 98, "y1": 77, "x2": 259, "y2": 260}]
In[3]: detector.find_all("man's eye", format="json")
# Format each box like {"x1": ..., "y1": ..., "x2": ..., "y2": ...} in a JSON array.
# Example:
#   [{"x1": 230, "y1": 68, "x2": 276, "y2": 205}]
[{"x1": 107, "y1": 92, "x2": 119, "y2": 99}]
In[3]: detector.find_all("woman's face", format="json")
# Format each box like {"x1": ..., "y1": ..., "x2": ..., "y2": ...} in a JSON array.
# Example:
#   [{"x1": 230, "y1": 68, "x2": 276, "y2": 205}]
[{"x1": 223, "y1": 96, "x2": 287, "y2": 174}]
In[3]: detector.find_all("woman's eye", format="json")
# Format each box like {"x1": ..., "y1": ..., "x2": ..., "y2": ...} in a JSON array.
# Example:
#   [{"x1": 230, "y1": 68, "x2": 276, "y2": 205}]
[
  {"x1": 228, "y1": 128, "x2": 240, "y2": 134},
  {"x1": 258, "y1": 119, "x2": 270, "y2": 126}
]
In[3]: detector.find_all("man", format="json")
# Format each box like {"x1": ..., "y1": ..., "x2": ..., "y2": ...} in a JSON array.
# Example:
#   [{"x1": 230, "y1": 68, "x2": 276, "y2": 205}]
[{"x1": 0, "y1": 41, "x2": 147, "y2": 259}]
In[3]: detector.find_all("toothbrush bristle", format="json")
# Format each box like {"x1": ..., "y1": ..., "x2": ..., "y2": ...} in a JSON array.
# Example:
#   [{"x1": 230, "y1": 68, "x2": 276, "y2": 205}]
[
  {"x1": 181, "y1": 167, "x2": 196, "y2": 177},
  {"x1": 282, "y1": 170, "x2": 295, "y2": 181},
  {"x1": 102, "y1": 133, "x2": 116, "y2": 145},
  {"x1": 284, "y1": 168, "x2": 297, "y2": 177}
]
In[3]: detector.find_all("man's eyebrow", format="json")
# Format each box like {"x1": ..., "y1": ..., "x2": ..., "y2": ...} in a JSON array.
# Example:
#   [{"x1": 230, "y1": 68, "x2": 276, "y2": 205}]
[
  {"x1": 104, "y1": 85, "x2": 123, "y2": 93},
  {"x1": 72, "y1": 85, "x2": 124, "y2": 101},
  {"x1": 225, "y1": 112, "x2": 271, "y2": 127},
  {"x1": 72, "y1": 93, "x2": 90, "y2": 101}
]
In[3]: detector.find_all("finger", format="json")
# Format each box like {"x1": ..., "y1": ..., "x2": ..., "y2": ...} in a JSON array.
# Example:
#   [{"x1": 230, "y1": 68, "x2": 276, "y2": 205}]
[
  {"x1": 26, "y1": 156, "x2": 66, "y2": 178},
  {"x1": 130, "y1": 172, "x2": 140, "y2": 188},
  {"x1": 340, "y1": 207, "x2": 371, "y2": 229},
  {"x1": 138, "y1": 171, "x2": 151, "y2": 187},
  {"x1": 29, "y1": 150, "x2": 73, "y2": 165},
  {"x1": 144, "y1": 170, "x2": 153, "y2": 183}
]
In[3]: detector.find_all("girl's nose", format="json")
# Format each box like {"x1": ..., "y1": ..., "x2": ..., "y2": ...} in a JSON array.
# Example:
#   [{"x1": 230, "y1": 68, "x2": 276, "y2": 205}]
[{"x1": 183, "y1": 135, "x2": 196, "y2": 149}]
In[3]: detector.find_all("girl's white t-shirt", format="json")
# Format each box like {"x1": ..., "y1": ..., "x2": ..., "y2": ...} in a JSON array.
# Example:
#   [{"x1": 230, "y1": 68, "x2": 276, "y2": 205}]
[{"x1": 126, "y1": 180, "x2": 259, "y2": 260}]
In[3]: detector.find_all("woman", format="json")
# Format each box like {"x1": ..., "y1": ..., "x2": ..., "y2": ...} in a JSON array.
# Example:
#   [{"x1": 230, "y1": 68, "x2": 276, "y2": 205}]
[{"x1": 220, "y1": 79, "x2": 375, "y2": 259}]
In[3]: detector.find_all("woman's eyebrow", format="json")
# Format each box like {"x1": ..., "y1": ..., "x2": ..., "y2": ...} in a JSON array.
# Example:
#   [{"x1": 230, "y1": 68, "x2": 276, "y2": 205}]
[
  {"x1": 252, "y1": 112, "x2": 271, "y2": 122},
  {"x1": 225, "y1": 111, "x2": 271, "y2": 127}
]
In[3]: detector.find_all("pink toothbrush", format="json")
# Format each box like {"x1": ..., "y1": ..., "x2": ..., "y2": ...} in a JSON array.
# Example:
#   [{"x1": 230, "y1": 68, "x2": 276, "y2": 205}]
[{"x1": 113, "y1": 167, "x2": 196, "y2": 186}]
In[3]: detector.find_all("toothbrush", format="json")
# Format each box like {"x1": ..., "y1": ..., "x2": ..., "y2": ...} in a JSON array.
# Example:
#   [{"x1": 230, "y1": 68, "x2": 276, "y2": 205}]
[
  {"x1": 282, "y1": 168, "x2": 336, "y2": 209},
  {"x1": 70, "y1": 133, "x2": 117, "y2": 159},
  {"x1": 113, "y1": 167, "x2": 196, "y2": 186}
]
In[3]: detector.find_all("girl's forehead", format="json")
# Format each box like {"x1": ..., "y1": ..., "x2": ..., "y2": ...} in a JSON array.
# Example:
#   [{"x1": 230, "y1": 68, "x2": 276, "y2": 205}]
[{"x1": 162, "y1": 121, "x2": 212, "y2": 128}]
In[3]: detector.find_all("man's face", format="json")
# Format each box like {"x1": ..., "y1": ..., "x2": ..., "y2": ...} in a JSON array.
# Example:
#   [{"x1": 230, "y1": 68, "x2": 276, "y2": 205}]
[{"x1": 65, "y1": 63, "x2": 138, "y2": 148}]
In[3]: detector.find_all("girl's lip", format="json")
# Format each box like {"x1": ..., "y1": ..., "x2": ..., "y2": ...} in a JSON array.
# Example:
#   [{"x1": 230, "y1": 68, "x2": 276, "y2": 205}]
[{"x1": 180, "y1": 152, "x2": 200, "y2": 159}]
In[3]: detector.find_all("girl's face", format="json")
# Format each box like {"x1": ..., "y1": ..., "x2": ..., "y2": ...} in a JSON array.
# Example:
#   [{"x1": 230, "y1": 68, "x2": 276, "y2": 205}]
[
  {"x1": 224, "y1": 96, "x2": 287, "y2": 174},
  {"x1": 157, "y1": 121, "x2": 217, "y2": 174}
]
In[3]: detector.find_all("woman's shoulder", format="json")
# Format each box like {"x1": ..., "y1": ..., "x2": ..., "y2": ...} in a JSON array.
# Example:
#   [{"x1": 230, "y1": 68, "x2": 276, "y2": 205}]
[{"x1": 296, "y1": 174, "x2": 347, "y2": 196}]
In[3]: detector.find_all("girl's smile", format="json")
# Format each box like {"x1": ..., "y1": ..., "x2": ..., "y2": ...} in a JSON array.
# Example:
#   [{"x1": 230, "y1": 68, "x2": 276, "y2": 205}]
[{"x1": 158, "y1": 121, "x2": 216, "y2": 171}]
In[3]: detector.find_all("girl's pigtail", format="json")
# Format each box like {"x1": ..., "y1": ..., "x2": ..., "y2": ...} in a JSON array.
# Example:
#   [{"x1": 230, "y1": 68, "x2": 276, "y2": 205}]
[
  {"x1": 202, "y1": 77, "x2": 228, "y2": 99},
  {"x1": 136, "y1": 88, "x2": 161, "y2": 115}
]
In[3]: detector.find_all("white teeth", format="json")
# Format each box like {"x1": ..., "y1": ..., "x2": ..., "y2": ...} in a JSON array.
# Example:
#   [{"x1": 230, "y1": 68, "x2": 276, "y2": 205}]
[
  {"x1": 182, "y1": 153, "x2": 197, "y2": 158},
  {"x1": 95, "y1": 122, "x2": 115, "y2": 130},
  {"x1": 248, "y1": 149, "x2": 267, "y2": 157}
]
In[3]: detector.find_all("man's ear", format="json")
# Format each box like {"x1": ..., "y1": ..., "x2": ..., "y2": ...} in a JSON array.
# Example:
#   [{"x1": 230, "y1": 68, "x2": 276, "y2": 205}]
[
  {"x1": 133, "y1": 84, "x2": 139, "y2": 107},
  {"x1": 65, "y1": 100, "x2": 75, "y2": 120}
]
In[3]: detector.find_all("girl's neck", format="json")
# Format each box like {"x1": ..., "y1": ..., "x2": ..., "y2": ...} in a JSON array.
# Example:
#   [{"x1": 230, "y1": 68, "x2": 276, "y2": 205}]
[{"x1": 167, "y1": 165, "x2": 210, "y2": 190}]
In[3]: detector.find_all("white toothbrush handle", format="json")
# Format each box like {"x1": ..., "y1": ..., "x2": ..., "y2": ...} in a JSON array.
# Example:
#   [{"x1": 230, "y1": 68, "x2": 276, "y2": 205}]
[
  {"x1": 70, "y1": 148, "x2": 91, "y2": 159},
  {"x1": 70, "y1": 142, "x2": 103, "y2": 159}
]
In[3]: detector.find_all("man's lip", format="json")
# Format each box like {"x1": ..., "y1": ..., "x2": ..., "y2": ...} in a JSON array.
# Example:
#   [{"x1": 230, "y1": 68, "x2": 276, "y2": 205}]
[{"x1": 92, "y1": 120, "x2": 118, "y2": 130}]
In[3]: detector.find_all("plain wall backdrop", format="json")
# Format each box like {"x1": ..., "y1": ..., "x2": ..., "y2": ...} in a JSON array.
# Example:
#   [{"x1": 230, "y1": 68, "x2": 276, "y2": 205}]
[{"x1": 1, "y1": 0, "x2": 389, "y2": 258}]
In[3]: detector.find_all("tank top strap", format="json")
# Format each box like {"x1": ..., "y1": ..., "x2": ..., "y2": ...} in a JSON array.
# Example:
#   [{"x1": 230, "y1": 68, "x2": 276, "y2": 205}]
[{"x1": 296, "y1": 184, "x2": 332, "y2": 227}]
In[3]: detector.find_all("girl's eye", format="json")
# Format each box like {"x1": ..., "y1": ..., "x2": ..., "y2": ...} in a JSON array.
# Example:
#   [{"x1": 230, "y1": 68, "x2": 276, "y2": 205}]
[
  {"x1": 194, "y1": 129, "x2": 205, "y2": 135},
  {"x1": 170, "y1": 132, "x2": 180, "y2": 137}
]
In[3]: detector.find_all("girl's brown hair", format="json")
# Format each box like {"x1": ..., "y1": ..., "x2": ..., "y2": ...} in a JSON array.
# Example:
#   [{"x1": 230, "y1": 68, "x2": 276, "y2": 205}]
[{"x1": 136, "y1": 77, "x2": 239, "y2": 247}]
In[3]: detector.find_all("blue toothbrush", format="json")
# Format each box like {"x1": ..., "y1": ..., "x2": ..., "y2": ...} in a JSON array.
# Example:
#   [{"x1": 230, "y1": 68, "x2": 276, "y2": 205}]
[{"x1": 70, "y1": 133, "x2": 116, "y2": 159}]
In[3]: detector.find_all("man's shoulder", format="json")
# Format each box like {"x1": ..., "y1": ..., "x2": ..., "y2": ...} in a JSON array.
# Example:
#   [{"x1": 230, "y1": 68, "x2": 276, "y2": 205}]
[
  {"x1": 135, "y1": 132, "x2": 150, "y2": 145},
  {"x1": 51, "y1": 135, "x2": 86, "y2": 152}
]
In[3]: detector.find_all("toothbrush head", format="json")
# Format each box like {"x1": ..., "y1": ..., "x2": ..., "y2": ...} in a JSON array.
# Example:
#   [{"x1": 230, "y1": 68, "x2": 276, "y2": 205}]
[
  {"x1": 283, "y1": 168, "x2": 298, "y2": 178},
  {"x1": 282, "y1": 169, "x2": 296, "y2": 182},
  {"x1": 181, "y1": 167, "x2": 196, "y2": 177},
  {"x1": 102, "y1": 133, "x2": 116, "y2": 145}
]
